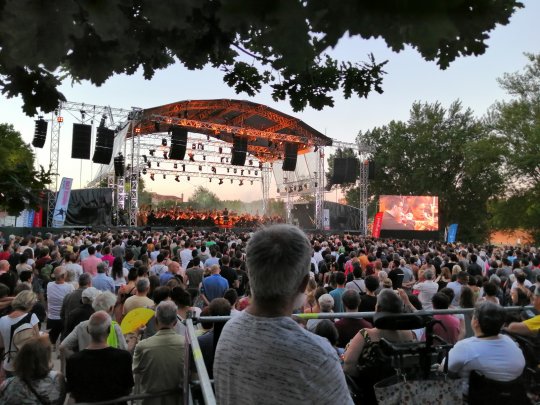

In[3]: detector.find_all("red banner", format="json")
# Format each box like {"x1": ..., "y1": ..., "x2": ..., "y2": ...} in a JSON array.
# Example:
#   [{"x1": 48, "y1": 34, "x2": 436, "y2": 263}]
[
  {"x1": 33, "y1": 207, "x2": 43, "y2": 227},
  {"x1": 372, "y1": 212, "x2": 384, "y2": 238}
]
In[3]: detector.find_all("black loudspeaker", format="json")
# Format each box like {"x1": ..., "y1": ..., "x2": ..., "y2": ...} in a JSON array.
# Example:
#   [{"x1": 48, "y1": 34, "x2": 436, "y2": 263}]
[
  {"x1": 332, "y1": 158, "x2": 359, "y2": 184},
  {"x1": 231, "y1": 136, "x2": 248, "y2": 166},
  {"x1": 32, "y1": 118, "x2": 48, "y2": 148},
  {"x1": 114, "y1": 155, "x2": 125, "y2": 177},
  {"x1": 282, "y1": 143, "x2": 298, "y2": 171},
  {"x1": 92, "y1": 127, "x2": 115, "y2": 164},
  {"x1": 368, "y1": 160, "x2": 376, "y2": 180},
  {"x1": 169, "y1": 127, "x2": 188, "y2": 160},
  {"x1": 71, "y1": 124, "x2": 92, "y2": 159}
]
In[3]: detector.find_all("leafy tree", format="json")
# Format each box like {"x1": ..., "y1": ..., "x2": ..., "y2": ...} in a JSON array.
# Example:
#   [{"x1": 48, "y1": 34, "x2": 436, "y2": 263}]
[
  {"x1": 356, "y1": 101, "x2": 503, "y2": 242},
  {"x1": 487, "y1": 53, "x2": 540, "y2": 242},
  {"x1": 0, "y1": 0, "x2": 522, "y2": 115},
  {"x1": 188, "y1": 186, "x2": 221, "y2": 210},
  {"x1": 0, "y1": 123, "x2": 52, "y2": 215}
]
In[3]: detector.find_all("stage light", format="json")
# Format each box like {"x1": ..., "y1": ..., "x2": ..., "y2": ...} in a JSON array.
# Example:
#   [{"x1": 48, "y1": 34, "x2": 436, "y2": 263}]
[
  {"x1": 198, "y1": 143, "x2": 204, "y2": 150},
  {"x1": 142, "y1": 155, "x2": 147, "y2": 162},
  {"x1": 142, "y1": 168, "x2": 147, "y2": 175},
  {"x1": 150, "y1": 174, "x2": 155, "y2": 181},
  {"x1": 163, "y1": 174, "x2": 166, "y2": 179},
  {"x1": 211, "y1": 167, "x2": 216, "y2": 173},
  {"x1": 175, "y1": 176, "x2": 180, "y2": 182},
  {"x1": 163, "y1": 151, "x2": 168, "y2": 159},
  {"x1": 162, "y1": 138, "x2": 167, "y2": 146},
  {"x1": 314, "y1": 182, "x2": 318, "y2": 187},
  {"x1": 230, "y1": 179, "x2": 233, "y2": 184},
  {"x1": 168, "y1": 126, "x2": 173, "y2": 135},
  {"x1": 277, "y1": 188, "x2": 280, "y2": 193},
  {"x1": 198, "y1": 165, "x2": 202, "y2": 171},
  {"x1": 187, "y1": 176, "x2": 190, "y2": 181},
  {"x1": 192, "y1": 143, "x2": 196, "y2": 149},
  {"x1": 154, "y1": 122, "x2": 161, "y2": 132},
  {"x1": 220, "y1": 157, "x2": 224, "y2": 163},
  {"x1": 239, "y1": 180, "x2": 244, "y2": 186},
  {"x1": 182, "y1": 164, "x2": 186, "y2": 172},
  {"x1": 219, "y1": 147, "x2": 223, "y2": 154},
  {"x1": 147, "y1": 162, "x2": 151, "y2": 168},
  {"x1": 255, "y1": 170, "x2": 258, "y2": 175},
  {"x1": 219, "y1": 179, "x2": 223, "y2": 185},
  {"x1": 174, "y1": 163, "x2": 178, "y2": 169},
  {"x1": 203, "y1": 155, "x2": 206, "y2": 161},
  {"x1": 234, "y1": 169, "x2": 237, "y2": 174},
  {"x1": 227, "y1": 168, "x2": 230, "y2": 173},
  {"x1": 189, "y1": 154, "x2": 195, "y2": 162},
  {"x1": 248, "y1": 170, "x2": 251, "y2": 175},
  {"x1": 241, "y1": 170, "x2": 244, "y2": 175},
  {"x1": 209, "y1": 178, "x2": 212, "y2": 182},
  {"x1": 259, "y1": 162, "x2": 263, "y2": 169},
  {"x1": 249, "y1": 160, "x2": 253, "y2": 165},
  {"x1": 226, "y1": 158, "x2": 229, "y2": 163},
  {"x1": 57, "y1": 116, "x2": 64, "y2": 123},
  {"x1": 250, "y1": 180, "x2": 254, "y2": 185},
  {"x1": 149, "y1": 149, "x2": 155, "y2": 157},
  {"x1": 135, "y1": 127, "x2": 141, "y2": 134},
  {"x1": 157, "y1": 162, "x2": 160, "y2": 167}
]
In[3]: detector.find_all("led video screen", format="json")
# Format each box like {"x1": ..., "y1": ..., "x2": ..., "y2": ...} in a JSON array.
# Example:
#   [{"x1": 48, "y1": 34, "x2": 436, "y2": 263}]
[{"x1": 379, "y1": 195, "x2": 439, "y2": 231}]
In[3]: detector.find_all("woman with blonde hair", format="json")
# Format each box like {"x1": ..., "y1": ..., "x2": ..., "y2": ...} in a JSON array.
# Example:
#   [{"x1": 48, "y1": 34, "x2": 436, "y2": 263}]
[
  {"x1": 0, "y1": 291, "x2": 40, "y2": 377},
  {"x1": 303, "y1": 278, "x2": 319, "y2": 313},
  {"x1": 0, "y1": 336, "x2": 66, "y2": 404}
]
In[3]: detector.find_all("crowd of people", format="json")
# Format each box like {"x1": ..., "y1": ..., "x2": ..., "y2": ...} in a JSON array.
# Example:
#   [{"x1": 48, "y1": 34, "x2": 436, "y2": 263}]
[
  {"x1": 0, "y1": 226, "x2": 537, "y2": 404},
  {"x1": 139, "y1": 207, "x2": 284, "y2": 228}
]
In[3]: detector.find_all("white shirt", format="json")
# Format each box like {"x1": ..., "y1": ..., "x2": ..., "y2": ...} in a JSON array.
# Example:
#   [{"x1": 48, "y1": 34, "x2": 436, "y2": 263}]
[
  {"x1": 47, "y1": 282, "x2": 75, "y2": 319},
  {"x1": 180, "y1": 249, "x2": 194, "y2": 269},
  {"x1": 412, "y1": 280, "x2": 439, "y2": 311},
  {"x1": 346, "y1": 279, "x2": 366, "y2": 293},
  {"x1": 511, "y1": 279, "x2": 533, "y2": 290},
  {"x1": 65, "y1": 263, "x2": 83, "y2": 281}
]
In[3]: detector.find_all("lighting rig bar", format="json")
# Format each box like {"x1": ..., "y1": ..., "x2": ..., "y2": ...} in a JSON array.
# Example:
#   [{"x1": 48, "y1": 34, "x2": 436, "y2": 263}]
[
  {"x1": 142, "y1": 169, "x2": 261, "y2": 184},
  {"x1": 139, "y1": 156, "x2": 262, "y2": 174},
  {"x1": 331, "y1": 139, "x2": 375, "y2": 154}
]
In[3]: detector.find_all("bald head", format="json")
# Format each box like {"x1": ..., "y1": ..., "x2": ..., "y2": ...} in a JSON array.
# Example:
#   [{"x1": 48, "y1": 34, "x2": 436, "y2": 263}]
[
  {"x1": 88, "y1": 310, "x2": 112, "y2": 342},
  {"x1": 53, "y1": 266, "x2": 66, "y2": 281},
  {"x1": 168, "y1": 261, "x2": 180, "y2": 274}
]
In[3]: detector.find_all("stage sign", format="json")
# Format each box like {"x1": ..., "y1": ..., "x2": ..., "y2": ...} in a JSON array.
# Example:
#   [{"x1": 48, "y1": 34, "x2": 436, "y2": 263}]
[
  {"x1": 52, "y1": 177, "x2": 73, "y2": 228},
  {"x1": 379, "y1": 195, "x2": 438, "y2": 231}
]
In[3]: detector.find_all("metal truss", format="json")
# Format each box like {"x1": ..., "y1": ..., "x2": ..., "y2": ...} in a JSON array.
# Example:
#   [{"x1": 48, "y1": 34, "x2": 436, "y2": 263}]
[
  {"x1": 46, "y1": 191, "x2": 56, "y2": 227},
  {"x1": 261, "y1": 163, "x2": 271, "y2": 215},
  {"x1": 315, "y1": 148, "x2": 325, "y2": 230},
  {"x1": 116, "y1": 175, "x2": 126, "y2": 210},
  {"x1": 49, "y1": 111, "x2": 62, "y2": 192},
  {"x1": 359, "y1": 160, "x2": 369, "y2": 235}
]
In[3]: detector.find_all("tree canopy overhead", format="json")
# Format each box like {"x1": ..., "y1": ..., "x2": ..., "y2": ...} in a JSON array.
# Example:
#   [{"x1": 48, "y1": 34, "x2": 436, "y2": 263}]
[{"x1": 0, "y1": 0, "x2": 522, "y2": 115}]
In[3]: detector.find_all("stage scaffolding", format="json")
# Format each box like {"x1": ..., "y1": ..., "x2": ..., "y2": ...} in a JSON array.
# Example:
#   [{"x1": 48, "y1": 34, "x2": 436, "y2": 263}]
[{"x1": 46, "y1": 99, "x2": 373, "y2": 232}]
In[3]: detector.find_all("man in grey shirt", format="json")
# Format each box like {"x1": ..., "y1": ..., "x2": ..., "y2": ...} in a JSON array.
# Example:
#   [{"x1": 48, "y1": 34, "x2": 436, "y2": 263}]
[{"x1": 214, "y1": 225, "x2": 353, "y2": 405}]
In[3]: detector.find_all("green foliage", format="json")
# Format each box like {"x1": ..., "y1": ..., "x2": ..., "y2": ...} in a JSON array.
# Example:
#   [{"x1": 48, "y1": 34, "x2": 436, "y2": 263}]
[
  {"x1": 0, "y1": 123, "x2": 52, "y2": 215},
  {"x1": 356, "y1": 101, "x2": 503, "y2": 242},
  {"x1": 188, "y1": 186, "x2": 221, "y2": 210},
  {"x1": 138, "y1": 178, "x2": 152, "y2": 207},
  {"x1": 0, "y1": 0, "x2": 522, "y2": 115},
  {"x1": 487, "y1": 53, "x2": 540, "y2": 242},
  {"x1": 325, "y1": 148, "x2": 359, "y2": 192}
]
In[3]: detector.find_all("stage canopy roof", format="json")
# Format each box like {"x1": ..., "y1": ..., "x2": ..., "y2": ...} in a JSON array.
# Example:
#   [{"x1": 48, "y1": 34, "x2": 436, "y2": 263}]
[{"x1": 137, "y1": 99, "x2": 333, "y2": 162}]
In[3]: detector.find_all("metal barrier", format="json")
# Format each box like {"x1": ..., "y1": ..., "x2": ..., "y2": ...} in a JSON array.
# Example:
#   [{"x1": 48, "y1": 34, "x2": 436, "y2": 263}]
[{"x1": 73, "y1": 305, "x2": 534, "y2": 405}]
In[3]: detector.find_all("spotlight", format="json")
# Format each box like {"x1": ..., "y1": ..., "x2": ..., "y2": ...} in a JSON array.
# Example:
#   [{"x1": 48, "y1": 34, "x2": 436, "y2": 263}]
[
  {"x1": 157, "y1": 162, "x2": 160, "y2": 167},
  {"x1": 163, "y1": 174, "x2": 166, "y2": 179},
  {"x1": 198, "y1": 165, "x2": 202, "y2": 171},
  {"x1": 147, "y1": 162, "x2": 151, "y2": 168},
  {"x1": 149, "y1": 149, "x2": 155, "y2": 157},
  {"x1": 241, "y1": 170, "x2": 244, "y2": 175},
  {"x1": 162, "y1": 138, "x2": 167, "y2": 147},
  {"x1": 234, "y1": 169, "x2": 237, "y2": 174},
  {"x1": 227, "y1": 168, "x2": 230, "y2": 173},
  {"x1": 174, "y1": 163, "x2": 178, "y2": 169},
  {"x1": 163, "y1": 151, "x2": 168, "y2": 159},
  {"x1": 249, "y1": 160, "x2": 253, "y2": 165},
  {"x1": 220, "y1": 157, "x2": 224, "y2": 163},
  {"x1": 182, "y1": 164, "x2": 186, "y2": 172},
  {"x1": 277, "y1": 188, "x2": 280, "y2": 193},
  {"x1": 154, "y1": 122, "x2": 160, "y2": 132},
  {"x1": 142, "y1": 155, "x2": 147, "y2": 162},
  {"x1": 189, "y1": 154, "x2": 195, "y2": 162},
  {"x1": 203, "y1": 155, "x2": 206, "y2": 161},
  {"x1": 142, "y1": 168, "x2": 147, "y2": 175},
  {"x1": 209, "y1": 178, "x2": 212, "y2": 182},
  {"x1": 255, "y1": 170, "x2": 258, "y2": 175},
  {"x1": 150, "y1": 174, "x2": 155, "y2": 181},
  {"x1": 187, "y1": 176, "x2": 190, "y2": 181},
  {"x1": 211, "y1": 167, "x2": 216, "y2": 173},
  {"x1": 219, "y1": 179, "x2": 223, "y2": 185},
  {"x1": 239, "y1": 180, "x2": 244, "y2": 186},
  {"x1": 192, "y1": 144, "x2": 196, "y2": 149},
  {"x1": 230, "y1": 179, "x2": 233, "y2": 184},
  {"x1": 219, "y1": 147, "x2": 223, "y2": 154},
  {"x1": 250, "y1": 180, "x2": 254, "y2": 185},
  {"x1": 175, "y1": 176, "x2": 180, "y2": 182}
]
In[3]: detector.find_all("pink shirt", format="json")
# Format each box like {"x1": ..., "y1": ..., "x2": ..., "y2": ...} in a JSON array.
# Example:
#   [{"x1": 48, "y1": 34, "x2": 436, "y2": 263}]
[
  {"x1": 81, "y1": 255, "x2": 102, "y2": 277},
  {"x1": 101, "y1": 254, "x2": 115, "y2": 268}
]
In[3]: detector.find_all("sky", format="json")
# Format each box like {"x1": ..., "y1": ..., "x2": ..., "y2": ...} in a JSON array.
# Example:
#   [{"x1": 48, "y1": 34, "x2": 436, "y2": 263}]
[{"x1": 1, "y1": 1, "x2": 539, "y2": 204}]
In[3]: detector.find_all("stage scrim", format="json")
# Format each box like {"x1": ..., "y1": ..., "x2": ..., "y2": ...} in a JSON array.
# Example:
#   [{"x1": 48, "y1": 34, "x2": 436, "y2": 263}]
[{"x1": 65, "y1": 188, "x2": 113, "y2": 227}]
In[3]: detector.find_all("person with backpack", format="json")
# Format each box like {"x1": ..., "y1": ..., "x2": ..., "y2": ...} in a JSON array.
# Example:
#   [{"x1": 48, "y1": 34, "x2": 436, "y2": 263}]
[{"x1": 0, "y1": 291, "x2": 40, "y2": 377}]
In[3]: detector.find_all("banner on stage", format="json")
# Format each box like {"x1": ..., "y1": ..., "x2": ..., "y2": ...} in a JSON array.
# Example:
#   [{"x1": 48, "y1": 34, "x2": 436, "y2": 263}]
[
  {"x1": 447, "y1": 223, "x2": 458, "y2": 243},
  {"x1": 372, "y1": 212, "x2": 384, "y2": 238},
  {"x1": 323, "y1": 209, "x2": 330, "y2": 230},
  {"x1": 52, "y1": 177, "x2": 73, "y2": 228}
]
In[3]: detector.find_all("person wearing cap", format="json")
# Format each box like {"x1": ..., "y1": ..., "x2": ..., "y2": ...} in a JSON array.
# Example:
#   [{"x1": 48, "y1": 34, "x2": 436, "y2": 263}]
[
  {"x1": 63, "y1": 287, "x2": 100, "y2": 338},
  {"x1": 507, "y1": 286, "x2": 540, "y2": 336},
  {"x1": 47, "y1": 267, "x2": 75, "y2": 345},
  {"x1": 215, "y1": 225, "x2": 353, "y2": 405}
]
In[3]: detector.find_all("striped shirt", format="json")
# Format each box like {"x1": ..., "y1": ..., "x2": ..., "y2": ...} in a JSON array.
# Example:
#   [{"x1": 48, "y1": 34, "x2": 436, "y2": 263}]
[{"x1": 214, "y1": 311, "x2": 353, "y2": 405}]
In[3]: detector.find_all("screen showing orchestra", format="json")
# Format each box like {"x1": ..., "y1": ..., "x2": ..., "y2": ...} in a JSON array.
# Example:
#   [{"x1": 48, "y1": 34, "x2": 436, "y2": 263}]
[{"x1": 379, "y1": 195, "x2": 439, "y2": 231}]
